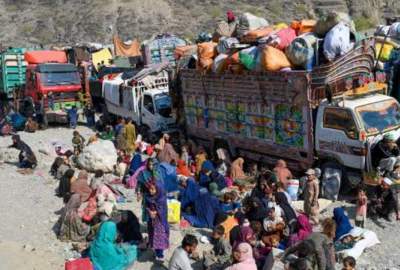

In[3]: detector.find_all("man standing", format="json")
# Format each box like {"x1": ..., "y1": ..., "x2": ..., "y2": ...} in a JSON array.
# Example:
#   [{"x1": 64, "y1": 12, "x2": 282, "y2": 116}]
[
  {"x1": 169, "y1": 234, "x2": 198, "y2": 270},
  {"x1": 124, "y1": 117, "x2": 136, "y2": 153},
  {"x1": 304, "y1": 169, "x2": 319, "y2": 225}
]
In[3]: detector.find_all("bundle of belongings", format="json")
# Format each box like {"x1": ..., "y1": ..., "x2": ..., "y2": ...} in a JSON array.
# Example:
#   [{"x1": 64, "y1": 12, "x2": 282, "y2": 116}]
[{"x1": 175, "y1": 11, "x2": 360, "y2": 74}]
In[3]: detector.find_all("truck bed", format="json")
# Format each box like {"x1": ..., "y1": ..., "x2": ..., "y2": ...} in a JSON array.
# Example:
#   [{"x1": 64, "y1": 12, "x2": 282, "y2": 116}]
[{"x1": 180, "y1": 41, "x2": 375, "y2": 172}]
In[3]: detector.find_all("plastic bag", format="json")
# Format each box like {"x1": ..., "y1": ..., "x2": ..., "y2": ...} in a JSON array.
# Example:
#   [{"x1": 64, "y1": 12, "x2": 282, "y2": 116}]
[
  {"x1": 323, "y1": 22, "x2": 353, "y2": 62},
  {"x1": 242, "y1": 26, "x2": 274, "y2": 43},
  {"x1": 375, "y1": 42, "x2": 394, "y2": 62},
  {"x1": 291, "y1": 20, "x2": 316, "y2": 35},
  {"x1": 239, "y1": 46, "x2": 259, "y2": 70},
  {"x1": 275, "y1": 27, "x2": 297, "y2": 50},
  {"x1": 217, "y1": 37, "x2": 239, "y2": 54},
  {"x1": 287, "y1": 179, "x2": 299, "y2": 201},
  {"x1": 237, "y1": 12, "x2": 269, "y2": 37},
  {"x1": 261, "y1": 46, "x2": 292, "y2": 71},
  {"x1": 212, "y1": 54, "x2": 228, "y2": 73},
  {"x1": 286, "y1": 33, "x2": 318, "y2": 69},
  {"x1": 167, "y1": 199, "x2": 181, "y2": 224}
]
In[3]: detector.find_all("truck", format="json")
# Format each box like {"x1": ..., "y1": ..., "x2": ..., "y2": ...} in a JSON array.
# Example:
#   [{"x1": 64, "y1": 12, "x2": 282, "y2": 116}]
[
  {"x1": 20, "y1": 50, "x2": 84, "y2": 124},
  {"x1": 103, "y1": 69, "x2": 177, "y2": 137},
  {"x1": 180, "y1": 40, "x2": 400, "y2": 189},
  {"x1": 0, "y1": 48, "x2": 27, "y2": 99}
]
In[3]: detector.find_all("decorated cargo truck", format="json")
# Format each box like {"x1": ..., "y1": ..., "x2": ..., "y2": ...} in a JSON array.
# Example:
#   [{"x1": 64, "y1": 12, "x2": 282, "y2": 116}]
[
  {"x1": 0, "y1": 48, "x2": 27, "y2": 99},
  {"x1": 180, "y1": 40, "x2": 400, "y2": 188}
]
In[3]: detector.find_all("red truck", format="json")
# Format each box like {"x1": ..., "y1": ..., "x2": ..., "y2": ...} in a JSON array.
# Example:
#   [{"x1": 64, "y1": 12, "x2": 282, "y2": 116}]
[{"x1": 20, "y1": 50, "x2": 84, "y2": 124}]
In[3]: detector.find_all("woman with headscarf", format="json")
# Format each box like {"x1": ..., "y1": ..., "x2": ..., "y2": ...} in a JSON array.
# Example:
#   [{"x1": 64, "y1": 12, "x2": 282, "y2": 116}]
[
  {"x1": 230, "y1": 158, "x2": 246, "y2": 181},
  {"x1": 245, "y1": 197, "x2": 268, "y2": 223},
  {"x1": 135, "y1": 159, "x2": 157, "y2": 222},
  {"x1": 157, "y1": 142, "x2": 179, "y2": 164},
  {"x1": 128, "y1": 148, "x2": 142, "y2": 176},
  {"x1": 58, "y1": 169, "x2": 75, "y2": 203},
  {"x1": 70, "y1": 170, "x2": 92, "y2": 202},
  {"x1": 179, "y1": 177, "x2": 201, "y2": 210},
  {"x1": 144, "y1": 181, "x2": 169, "y2": 260},
  {"x1": 273, "y1": 160, "x2": 293, "y2": 189},
  {"x1": 333, "y1": 207, "x2": 353, "y2": 242},
  {"x1": 225, "y1": 242, "x2": 257, "y2": 270},
  {"x1": 117, "y1": 210, "x2": 143, "y2": 244},
  {"x1": 200, "y1": 160, "x2": 227, "y2": 190},
  {"x1": 275, "y1": 192, "x2": 298, "y2": 234},
  {"x1": 89, "y1": 221, "x2": 137, "y2": 270},
  {"x1": 233, "y1": 224, "x2": 255, "y2": 249},
  {"x1": 58, "y1": 194, "x2": 90, "y2": 242},
  {"x1": 9, "y1": 134, "x2": 37, "y2": 169},
  {"x1": 288, "y1": 214, "x2": 313, "y2": 247},
  {"x1": 195, "y1": 148, "x2": 207, "y2": 175},
  {"x1": 176, "y1": 159, "x2": 192, "y2": 177}
]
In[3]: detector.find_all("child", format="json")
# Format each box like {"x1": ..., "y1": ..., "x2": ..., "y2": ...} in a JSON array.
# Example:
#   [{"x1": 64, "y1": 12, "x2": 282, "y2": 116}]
[
  {"x1": 342, "y1": 256, "x2": 356, "y2": 270},
  {"x1": 203, "y1": 225, "x2": 232, "y2": 270},
  {"x1": 355, "y1": 187, "x2": 367, "y2": 227},
  {"x1": 263, "y1": 207, "x2": 285, "y2": 234},
  {"x1": 390, "y1": 163, "x2": 400, "y2": 220},
  {"x1": 221, "y1": 192, "x2": 241, "y2": 215},
  {"x1": 47, "y1": 91, "x2": 55, "y2": 111},
  {"x1": 72, "y1": 130, "x2": 85, "y2": 155},
  {"x1": 334, "y1": 235, "x2": 362, "y2": 252},
  {"x1": 66, "y1": 105, "x2": 78, "y2": 129}
]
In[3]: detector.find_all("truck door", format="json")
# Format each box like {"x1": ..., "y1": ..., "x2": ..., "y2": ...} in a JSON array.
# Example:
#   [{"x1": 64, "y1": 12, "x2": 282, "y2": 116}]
[
  {"x1": 316, "y1": 107, "x2": 366, "y2": 170},
  {"x1": 141, "y1": 94, "x2": 158, "y2": 132}
]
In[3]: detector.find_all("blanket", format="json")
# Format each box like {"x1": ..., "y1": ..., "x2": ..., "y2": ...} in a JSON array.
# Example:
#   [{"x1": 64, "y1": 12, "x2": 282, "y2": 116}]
[{"x1": 336, "y1": 227, "x2": 380, "y2": 259}]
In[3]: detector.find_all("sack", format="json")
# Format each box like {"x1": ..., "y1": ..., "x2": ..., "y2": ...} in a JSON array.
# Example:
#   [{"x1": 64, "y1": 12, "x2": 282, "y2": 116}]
[
  {"x1": 261, "y1": 46, "x2": 292, "y2": 71},
  {"x1": 287, "y1": 179, "x2": 299, "y2": 201},
  {"x1": 212, "y1": 54, "x2": 228, "y2": 73},
  {"x1": 274, "y1": 27, "x2": 297, "y2": 50},
  {"x1": 65, "y1": 258, "x2": 93, "y2": 270},
  {"x1": 291, "y1": 20, "x2": 316, "y2": 35},
  {"x1": 239, "y1": 46, "x2": 259, "y2": 70},
  {"x1": 315, "y1": 11, "x2": 355, "y2": 36},
  {"x1": 217, "y1": 37, "x2": 240, "y2": 54},
  {"x1": 197, "y1": 42, "x2": 217, "y2": 71},
  {"x1": 167, "y1": 199, "x2": 181, "y2": 223},
  {"x1": 237, "y1": 12, "x2": 269, "y2": 37},
  {"x1": 174, "y1": 45, "x2": 197, "y2": 60},
  {"x1": 323, "y1": 22, "x2": 353, "y2": 62},
  {"x1": 286, "y1": 33, "x2": 318, "y2": 69},
  {"x1": 375, "y1": 42, "x2": 394, "y2": 62},
  {"x1": 242, "y1": 26, "x2": 274, "y2": 43},
  {"x1": 214, "y1": 21, "x2": 237, "y2": 40}
]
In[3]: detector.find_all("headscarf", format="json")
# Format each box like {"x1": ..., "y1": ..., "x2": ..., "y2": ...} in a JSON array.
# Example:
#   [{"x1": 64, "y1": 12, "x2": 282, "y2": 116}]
[
  {"x1": 273, "y1": 160, "x2": 293, "y2": 188},
  {"x1": 275, "y1": 192, "x2": 297, "y2": 224},
  {"x1": 117, "y1": 210, "x2": 143, "y2": 243},
  {"x1": 89, "y1": 221, "x2": 137, "y2": 270},
  {"x1": 11, "y1": 134, "x2": 37, "y2": 165},
  {"x1": 333, "y1": 207, "x2": 353, "y2": 241},
  {"x1": 246, "y1": 197, "x2": 268, "y2": 222},
  {"x1": 70, "y1": 170, "x2": 92, "y2": 202},
  {"x1": 230, "y1": 158, "x2": 246, "y2": 180},
  {"x1": 180, "y1": 178, "x2": 201, "y2": 210},
  {"x1": 192, "y1": 188, "x2": 221, "y2": 229},
  {"x1": 226, "y1": 242, "x2": 257, "y2": 270},
  {"x1": 58, "y1": 194, "x2": 89, "y2": 242},
  {"x1": 288, "y1": 214, "x2": 313, "y2": 246},
  {"x1": 144, "y1": 181, "x2": 169, "y2": 235},
  {"x1": 201, "y1": 160, "x2": 215, "y2": 172},
  {"x1": 157, "y1": 143, "x2": 178, "y2": 164},
  {"x1": 176, "y1": 159, "x2": 191, "y2": 177},
  {"x1": 227, "y1": 10, "x2": 235, "y2": 23},
  {"x1": 128, "y1": 152, "x2": 142, "y2": 175},
  {"x1": 234, "y1": 225, "x2": 255, "y2": 248}
]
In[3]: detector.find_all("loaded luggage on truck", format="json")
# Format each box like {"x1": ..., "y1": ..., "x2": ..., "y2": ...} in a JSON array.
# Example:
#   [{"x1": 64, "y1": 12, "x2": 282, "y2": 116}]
[
  {"x1": 180, "y1": 39, "x2": 400, "y2": 191},
  {"x1": 0, "y1": 48, "x2": 27, "y2": 99}
]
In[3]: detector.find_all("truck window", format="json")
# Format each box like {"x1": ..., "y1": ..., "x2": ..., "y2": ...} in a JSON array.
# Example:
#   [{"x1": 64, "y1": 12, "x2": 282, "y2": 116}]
[
  {"x1": 323, "y1": 108, "x2": 357, "y2": 139},
  {"x1": 143, "y1": 95, "x2": 154, "y2": 114}
]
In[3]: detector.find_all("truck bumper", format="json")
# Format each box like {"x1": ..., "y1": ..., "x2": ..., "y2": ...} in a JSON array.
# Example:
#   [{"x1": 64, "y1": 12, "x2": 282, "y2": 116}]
[{"x1": 45, "y1": 111, "x2": 68, "y2": 123}]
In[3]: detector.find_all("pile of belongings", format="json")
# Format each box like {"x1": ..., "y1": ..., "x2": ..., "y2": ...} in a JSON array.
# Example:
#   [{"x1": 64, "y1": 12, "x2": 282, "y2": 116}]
[
  {"x1": 175, "y1": 11, "x2": 360, "y2": 74},
  {"x1": 374, "y1": 23, "x2": 400, "y2": 65}
]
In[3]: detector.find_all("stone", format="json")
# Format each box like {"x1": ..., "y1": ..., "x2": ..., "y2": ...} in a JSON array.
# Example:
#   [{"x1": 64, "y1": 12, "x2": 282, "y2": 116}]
[{"x1": 76, "y1": 140, "x2": 117, "y2": 173}]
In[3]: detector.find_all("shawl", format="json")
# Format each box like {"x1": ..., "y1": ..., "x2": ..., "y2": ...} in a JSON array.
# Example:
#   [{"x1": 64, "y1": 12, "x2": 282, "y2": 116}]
[
  {"x1": 230, "y1": 158, "x2": 246, "y2": 180},
  {"x1": 144, "y1": 182, "x2": 170, "y2": 235},
  {"x1": 89, "y1": 221, "x2": 137, "y2": 270},
  {"x1": 157, "y1": 143, "x2": 179, "y2": 164},
  {"x1": 275, "y1": 192, "x2": 297, "y2": 224},
  {"x1": 180, "y1": 178, "x2": 200, "y2": 210},
  {"x1": 117, "y1": 210, "x2": 143, "y2": 243},
  {"x1": 176, "y1": 159, "x2": 191, "y2": 177},
  {"x1": 288, "y1": 214, "x2": 313, "y2": 246},
  {"x1": 225, "y1": 243, "x2": 257, "y2": 270},
  {"x1": 273, "y1": 159, "x2": 293, "y2": 188},
  {"x1": 233, "y1": 225, "x2": 254, "y2": 248},
  {"x1": 129, "y1": 153, "x2": 142, "y2": 175},
  {"x1": 70, "y1": 171, "x2": 92, "y2": 202},
  {"x1": 333, "y1": 207, "x2": 353, "y2": 241}
]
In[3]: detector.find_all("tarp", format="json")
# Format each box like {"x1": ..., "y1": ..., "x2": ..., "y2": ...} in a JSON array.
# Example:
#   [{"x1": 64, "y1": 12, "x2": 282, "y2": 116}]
[
  {"x1": 113, "y1": 36, "x2": 141, "y2": 57},
  {"x1": 92, "y1": 48, "x2": 113, "y2": 71},
  {"x1": 24, "y1": 51, "x2": 67, "y2": 64}
]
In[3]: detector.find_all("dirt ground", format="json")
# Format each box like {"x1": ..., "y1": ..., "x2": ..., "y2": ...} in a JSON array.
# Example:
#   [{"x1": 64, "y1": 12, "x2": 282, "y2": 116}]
[{"x1": 0, "y1": 127, "x2": 400, "y2": 270}]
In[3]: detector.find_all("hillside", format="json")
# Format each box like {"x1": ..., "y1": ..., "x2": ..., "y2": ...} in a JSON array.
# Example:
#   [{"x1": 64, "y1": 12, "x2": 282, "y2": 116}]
[{"x1": 0, "y1": 0, "x2": 398, "y2": 47}]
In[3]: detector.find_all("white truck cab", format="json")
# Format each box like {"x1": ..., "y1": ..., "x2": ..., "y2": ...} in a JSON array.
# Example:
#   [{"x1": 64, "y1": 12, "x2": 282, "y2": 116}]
[{"x1": 315, "y1": 83, "x2": 400, "y2": 186}]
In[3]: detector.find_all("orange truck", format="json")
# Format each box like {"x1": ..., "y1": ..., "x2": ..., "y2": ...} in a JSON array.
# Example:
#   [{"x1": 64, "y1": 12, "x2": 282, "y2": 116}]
[{"x1": 20, "y1": 50, "x2": 84, "y2": 124}]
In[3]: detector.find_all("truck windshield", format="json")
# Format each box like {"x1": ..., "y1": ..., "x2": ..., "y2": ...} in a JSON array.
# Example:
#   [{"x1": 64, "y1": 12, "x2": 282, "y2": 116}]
[
  {"x1": 40, "y1": 72, "x2": 80, "y2": 86},
  {"x1": 154, "y1": 94, "x2": 172, "y2": 117},
  {"x1": 356, "y1": 99, "x2": 400, "y2": 134}
]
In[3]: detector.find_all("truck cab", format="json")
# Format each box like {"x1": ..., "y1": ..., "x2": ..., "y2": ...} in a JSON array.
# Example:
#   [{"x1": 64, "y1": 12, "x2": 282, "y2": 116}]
[
  {"x1": 315, "y1": 83, "x2": 400, "y2": 186},
  {"x1": 23, "y1": 51, "x2": 82, "y2": 123}
]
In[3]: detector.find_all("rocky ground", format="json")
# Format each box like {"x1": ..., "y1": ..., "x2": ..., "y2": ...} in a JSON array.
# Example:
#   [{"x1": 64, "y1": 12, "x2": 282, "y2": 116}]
[{"x1": 0, "y1": 126, "x2": 400, "y2": 270}]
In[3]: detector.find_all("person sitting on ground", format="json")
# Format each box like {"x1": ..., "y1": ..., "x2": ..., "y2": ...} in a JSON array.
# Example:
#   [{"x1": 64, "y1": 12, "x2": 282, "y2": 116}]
[
  {"x1": 157, "y1": 139, "x2": 179, "y2": 164},
  {"x1": 128, "y1": 147, "x2": 142, "y2": 176},
  {"x1": 199, "y1": 161, "x2": 227, "y2": 190},
  {"x1": 72, "y1": 130, "x2": 85, "y2": 155},
  {"x1": 370, "y1": 177, "x2": 398, "y2": 221},
  {"x1": 117, "y1": 210, "x2": 143, "y2": 244},
  {"x1": 70, "y1": 170, "x2": 92, "y2": 202},
  {"x1": 55, "y1": 156, "x2": 71, "y2": 180},
  {"x1": 203, "y1": 225, "x2": 232, "y2": 270},
  {"x1": 87, "y1": 132, "x2": 100, "y2": 146},
  {"x1": 225, "y1": 242, "x2": 257, "y2": 270},
  {"x1": 180, "y1": 145, "x2": 191, "y2": 167},
  {"x1": 168, "y1": 234, "x2": 199, "y2": 270},
  {"x1": 334, "y1": 234, "x2": 361, "y2": 252},
  {"x1": 100, "y1": 125, "x2": 115, "y2": 141},
  {"x1": 230, "y1": 157, "x2": 251, "y2": 185},
  {"x1": 371, "y1": 132, "x2": 400, "y2": 173},
  {"x1": 58, "y1": 169, "x2": 76, "y2": 203},
  {"x1": 89, "y1": 220, "x2": 138, "y2": 270},
  {"x1": 288, "y1": 214, "x2": 313, "y2": 247},
  {"x1": 283, "y1": 239, "x2": 317, "y2": 270},
  {"x1": 58, "y1": 193, "x2": 90, "y2": 242},
  {"x1": 333, "y1": 207, "x2": 353, "y2": 242},
  {"x1": 195, "y1": 147, "x2": 207, "y2": 175},
  {"x1": 221, "y1": 192, "x2": 241, "y2": 216},
  {"x1": 263, "y1": 207, "x2": 285, "y2": 234},
  {"x1": 273, "y1": 159, "x2": 293, "y2": 190},
  {"x1": 342, "y1": 256, "x2": 356, "y2": 270},
  {"x1": 84, "y1": 104, "x2": 95, "y2": 128},
  {"x1": 245, "y1": 196, "x2": 269, "y2": 223},
  {"x1": 50, "y1": 157, "x2": 64, "y2": 177},
  {"x1": 9, "y1": 134, "x2": 37, "y2": 169},
  {"x1": 24, "y1": 117, "x2": 39, "y2": 133}
]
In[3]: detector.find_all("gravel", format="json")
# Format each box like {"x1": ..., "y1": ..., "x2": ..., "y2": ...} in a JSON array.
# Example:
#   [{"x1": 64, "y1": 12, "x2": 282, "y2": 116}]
[{"x1": 0, "y1": 127, "x2": 399, "y2": 270}]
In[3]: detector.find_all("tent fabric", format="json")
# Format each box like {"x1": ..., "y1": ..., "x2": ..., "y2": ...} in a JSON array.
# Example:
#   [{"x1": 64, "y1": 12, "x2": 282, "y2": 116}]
[
  {"x1": 92, "y1": 48, "x2": 113, "y2": 71},
  {"x1": 113, "y1": 36, "x2": 142, "y2": 57}
]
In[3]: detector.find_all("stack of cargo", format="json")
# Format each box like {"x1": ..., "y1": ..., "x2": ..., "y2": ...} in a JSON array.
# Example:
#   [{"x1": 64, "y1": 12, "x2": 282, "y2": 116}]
[{"x1": 176, "y1": 11, "x2": 360, "y2": 74}]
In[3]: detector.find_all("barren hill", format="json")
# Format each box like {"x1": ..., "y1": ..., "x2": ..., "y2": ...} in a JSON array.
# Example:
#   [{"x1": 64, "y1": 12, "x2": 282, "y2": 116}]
[{"x1": 0, "y1": 0, "x2": 398, "y2": 47}]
